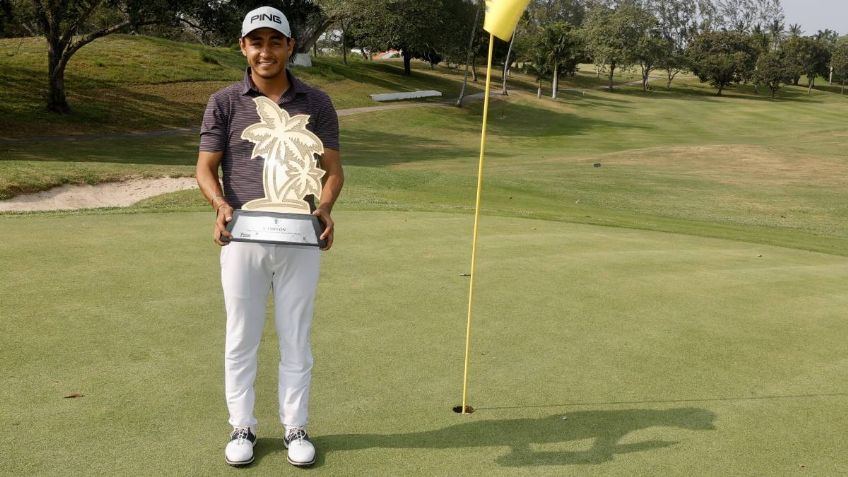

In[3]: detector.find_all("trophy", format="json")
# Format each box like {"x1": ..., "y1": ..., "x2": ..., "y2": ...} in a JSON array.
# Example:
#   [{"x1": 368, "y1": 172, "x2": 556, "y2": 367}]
[{"x1": 225, "y1": 96, "x2": 328, "y2": 248}]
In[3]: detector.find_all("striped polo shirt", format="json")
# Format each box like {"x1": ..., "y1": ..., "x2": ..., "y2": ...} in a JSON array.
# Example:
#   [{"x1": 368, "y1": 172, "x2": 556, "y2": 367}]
[{"x1": 199, "y1": 68, "x2": 340, "y2": 210}]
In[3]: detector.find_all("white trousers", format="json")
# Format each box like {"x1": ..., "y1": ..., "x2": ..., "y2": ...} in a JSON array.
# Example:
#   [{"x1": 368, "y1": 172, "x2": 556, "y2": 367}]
[{"x1": 220, "y1": 241, "x2": 320, "y2": 430}]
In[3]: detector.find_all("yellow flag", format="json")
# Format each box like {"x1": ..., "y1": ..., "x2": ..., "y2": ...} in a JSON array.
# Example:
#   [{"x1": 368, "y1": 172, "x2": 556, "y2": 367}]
[{"x1": 483, "y1": 0, "x2": 530, "y2": 41}]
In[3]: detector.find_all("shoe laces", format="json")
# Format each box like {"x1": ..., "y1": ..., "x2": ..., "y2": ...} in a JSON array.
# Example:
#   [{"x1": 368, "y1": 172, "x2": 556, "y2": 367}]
[
  {"x1": 286, "y1": 426, "x2": 307, "y2": 442},
  {"x1": 232, "y1": 426, "x2": 250, "y2": 444}
]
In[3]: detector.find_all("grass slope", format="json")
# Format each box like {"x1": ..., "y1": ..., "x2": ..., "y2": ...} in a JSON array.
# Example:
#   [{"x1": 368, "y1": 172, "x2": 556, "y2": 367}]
[
  {"x1": 3, "y1": 36, "x2": 847, "y2": 256},
  {"x1": 1, "y1": 210, "x2": 847, "y2": 475}
]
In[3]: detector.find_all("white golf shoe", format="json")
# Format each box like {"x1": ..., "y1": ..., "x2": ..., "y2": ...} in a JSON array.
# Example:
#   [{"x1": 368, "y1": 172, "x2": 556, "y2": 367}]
[
  {"x1": 284, "y1": 427, "x2": 316, "y2": 467},
  {"x1": 224, "y1": 427, "x2": 256, "y2": 466}
]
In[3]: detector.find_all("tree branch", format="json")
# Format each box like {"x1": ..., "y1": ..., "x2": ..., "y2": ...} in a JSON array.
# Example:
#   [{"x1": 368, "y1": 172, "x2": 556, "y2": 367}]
[
  {"x1": 178, "y1": 16, "x2": 210, "y2": 46},
  {"x1": 72, "y1": 19, "x2": 159, "y2": 54},
  {"x1": 30, "y1": 0, "x2": 51, "y2": 37},
  {"x1": 53, "y1": 19, "x2": 158, "y2": 79},
  {"x1": 60, "y1": 0, "x2": 104, "y2": 48}
]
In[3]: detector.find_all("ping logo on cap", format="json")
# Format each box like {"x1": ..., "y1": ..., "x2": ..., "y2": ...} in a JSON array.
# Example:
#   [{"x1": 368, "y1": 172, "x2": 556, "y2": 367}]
[{"x1": 251, "y1": 13, "x2": 282, "y2": 24}]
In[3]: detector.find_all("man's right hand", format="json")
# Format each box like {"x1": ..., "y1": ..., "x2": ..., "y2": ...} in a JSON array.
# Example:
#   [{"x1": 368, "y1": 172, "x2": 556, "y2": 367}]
[{"x1": 214, "y1": 205, "x2": 234, "y2": 246}]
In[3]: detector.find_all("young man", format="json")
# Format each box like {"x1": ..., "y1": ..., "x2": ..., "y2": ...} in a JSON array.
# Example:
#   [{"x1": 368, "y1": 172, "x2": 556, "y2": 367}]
[{"x1": 195, "y1": 5, "x2": 343, "y2": 467}]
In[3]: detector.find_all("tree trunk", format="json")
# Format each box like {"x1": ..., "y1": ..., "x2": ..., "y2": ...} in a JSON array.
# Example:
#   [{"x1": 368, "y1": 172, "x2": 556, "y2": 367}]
[
  {"x1": 455, "y1": 0, "x2": 481, "y2": 106},
  {"x1": 807, "y1": 75, "x2": 814, "y2": 94},
  {"x1": 296, "y1": 19, "x2": 334, "y2": 55},
  {"x1": 537, "y1": 78, "x2": 542, "y2": 98},
  {"x1": 842, "y1": 79, "x2": 845, "y2": 95},
  {"x1": 717, "y1": 84, "x2": 723, "y2": 96},
  {"x1": 341, "y1": 23, "x2": 347, "y2": 65},
  {"x1": 46, "y1": 36, "x2": 70, "y2": 113},
  {"x1": 829, "y1": 65, "x2": 833, "y2": 85},
  {"x1": 402, "y1": 49, "x2": 412, "y2": 75},
  {"x1": 47, "y1": 62, "x2": 70, "y2": 113},
  {"x1": 471, "y1": 55, "x2": 478, "y2": 82},
  {"x1": 501, "y1": 30, "x2": 515, "y2": 95},
  {"x1": 607, "y1": 63, "x2": 615, "y2": 90},
  {"x1": 552, "y1": 63, "x2": 559, "y2": 99}
]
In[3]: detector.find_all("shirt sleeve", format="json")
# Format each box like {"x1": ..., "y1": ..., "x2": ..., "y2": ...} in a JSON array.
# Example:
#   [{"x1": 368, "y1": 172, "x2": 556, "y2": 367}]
[
  {"x1": 199, "y1": 94, "x2": 228, "y2": 152},
  {"x1": 312, "y1": 91, "x2": 340, "y2": 151}
]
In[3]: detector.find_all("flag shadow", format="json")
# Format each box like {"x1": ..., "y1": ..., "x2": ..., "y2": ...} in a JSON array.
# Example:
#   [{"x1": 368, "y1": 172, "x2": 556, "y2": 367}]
[{"x1": 312, "y1": 407, "x2": 715, "y2": 467}]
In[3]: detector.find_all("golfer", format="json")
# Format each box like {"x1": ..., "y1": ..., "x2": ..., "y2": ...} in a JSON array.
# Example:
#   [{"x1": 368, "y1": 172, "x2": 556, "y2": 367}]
[{"x1": 195, "y1": 5, "x2": 343, "y2": 467}]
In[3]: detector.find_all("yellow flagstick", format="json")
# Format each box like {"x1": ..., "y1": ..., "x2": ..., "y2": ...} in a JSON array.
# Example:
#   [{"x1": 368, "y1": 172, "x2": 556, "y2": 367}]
[{"x1": 461, "y1": 32, "x2": 497, "y2": 415}]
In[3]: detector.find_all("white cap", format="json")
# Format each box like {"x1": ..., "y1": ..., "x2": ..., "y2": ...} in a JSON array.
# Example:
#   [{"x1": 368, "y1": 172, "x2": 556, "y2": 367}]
[{"x1": 241, "y1": 6, "x2": 291, "y2": 38}]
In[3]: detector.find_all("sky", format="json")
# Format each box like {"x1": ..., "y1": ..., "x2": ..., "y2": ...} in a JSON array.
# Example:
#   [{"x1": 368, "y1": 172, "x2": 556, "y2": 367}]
[{"x1": 780, "y1": 0, "x2": 847, "y2": 35}]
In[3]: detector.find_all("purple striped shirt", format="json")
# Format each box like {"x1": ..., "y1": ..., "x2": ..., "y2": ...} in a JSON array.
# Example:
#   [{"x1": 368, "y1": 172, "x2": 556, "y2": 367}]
[{"x1": 199, "y1": 68, "x2": 340, "y2": 210}]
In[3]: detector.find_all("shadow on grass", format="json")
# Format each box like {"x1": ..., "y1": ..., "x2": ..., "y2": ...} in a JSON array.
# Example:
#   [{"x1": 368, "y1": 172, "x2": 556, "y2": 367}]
[
  {"x1": 0, "y1": 66, "x2": 215, "y2": 137},
  {"x1": 341, "y1": 100, "x2": 646, "y2": 168},
  {"x1": 342, "y1": 129, "x2": 483, "y2": 167},
  {"x1": 312, "y1": 59, "x2": 479, "y2": 98},
  {"x1": 309, "y1": 408, "x2": 715, "y2": 467}
]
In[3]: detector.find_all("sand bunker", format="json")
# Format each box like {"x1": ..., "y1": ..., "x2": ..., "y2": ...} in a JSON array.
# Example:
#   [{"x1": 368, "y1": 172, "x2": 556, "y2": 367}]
[{"x1": 0, "y1": 177, "x2": 198, "y2": 212}]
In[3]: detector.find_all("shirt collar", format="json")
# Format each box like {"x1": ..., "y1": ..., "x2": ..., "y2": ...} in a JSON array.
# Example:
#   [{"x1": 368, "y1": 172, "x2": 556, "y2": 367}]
[{"x1": 240, "y1": 67, "x2": 304, "y2": 102}]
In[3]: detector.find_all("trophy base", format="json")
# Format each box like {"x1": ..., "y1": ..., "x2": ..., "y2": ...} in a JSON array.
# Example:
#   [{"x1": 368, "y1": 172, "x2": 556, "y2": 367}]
[{"x1": 225, "y1": 210, "x2": 327, "y2": 248}]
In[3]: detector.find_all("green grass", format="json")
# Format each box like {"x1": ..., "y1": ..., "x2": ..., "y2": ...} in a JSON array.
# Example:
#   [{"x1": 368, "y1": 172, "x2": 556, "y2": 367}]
[
  {"x1": 3, "y1": 34, "x2": 848, "y2": 475},
  {"x1": 1, "y1": 210, "x2": 847, "y2": 475}
]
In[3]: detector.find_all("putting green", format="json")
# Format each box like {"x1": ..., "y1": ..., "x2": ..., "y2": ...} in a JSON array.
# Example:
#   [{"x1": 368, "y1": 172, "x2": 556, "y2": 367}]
[{"x1": 1, "y1": 210, "x2": 846, "y2": 475}]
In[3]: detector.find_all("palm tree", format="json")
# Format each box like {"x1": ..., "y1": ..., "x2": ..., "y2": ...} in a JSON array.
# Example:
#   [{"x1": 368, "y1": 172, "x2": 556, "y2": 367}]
[
  {"x1": 240, "y1": 97, "x2": 325, "y2": 213},
  {"x1": 788, "y1": 23, "x2": 803, "y2": 38},
  {"x1": 767, "y1": 18, "x2": 784, "y2": 49}
]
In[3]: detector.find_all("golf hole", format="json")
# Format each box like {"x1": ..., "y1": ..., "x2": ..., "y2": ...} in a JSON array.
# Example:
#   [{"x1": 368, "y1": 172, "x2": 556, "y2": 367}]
[{"x1": 452, "y1": 405, "x2": 474, "y2": 414}]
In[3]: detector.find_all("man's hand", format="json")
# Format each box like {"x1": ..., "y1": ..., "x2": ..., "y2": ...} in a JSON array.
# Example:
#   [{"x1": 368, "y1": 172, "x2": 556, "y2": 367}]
[
  {"x1": 214, "y1": 204, "x2": 234, "y2": 246},
  {"x1": 312, "y1": 207, "x2": 334, "y2": 251}
]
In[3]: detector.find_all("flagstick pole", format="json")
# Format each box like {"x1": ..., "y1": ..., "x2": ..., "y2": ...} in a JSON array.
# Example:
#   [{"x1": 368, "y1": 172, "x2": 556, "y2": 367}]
[{"x1": 461, "y1": 32, "x2": 496, "y2": 415}]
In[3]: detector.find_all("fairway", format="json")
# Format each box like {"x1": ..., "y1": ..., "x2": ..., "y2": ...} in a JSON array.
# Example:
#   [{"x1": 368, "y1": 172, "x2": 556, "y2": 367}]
[{"x1": 2, "y1": 210, "x2": 847, "y2": 475}]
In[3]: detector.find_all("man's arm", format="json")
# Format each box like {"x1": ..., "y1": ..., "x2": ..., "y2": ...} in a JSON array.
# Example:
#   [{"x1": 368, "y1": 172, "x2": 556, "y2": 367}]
[
  {"x1": 313, "y1": 148, "x2": 343, "y2": 251},
  {"x1": 196, "y1": 150, "x2": 233, "y2": 246}
]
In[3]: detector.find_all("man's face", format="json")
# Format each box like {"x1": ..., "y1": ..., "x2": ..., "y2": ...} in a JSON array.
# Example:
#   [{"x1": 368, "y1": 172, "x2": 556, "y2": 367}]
[{"x1": 239, "y1": 28, "x2": 294, "y2": 80}]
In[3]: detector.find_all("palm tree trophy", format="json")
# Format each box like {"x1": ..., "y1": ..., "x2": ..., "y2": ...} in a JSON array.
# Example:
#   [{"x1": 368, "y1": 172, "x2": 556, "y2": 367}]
[{"x1": 241, "y1": 96, "x2": 325, "y2": 213}]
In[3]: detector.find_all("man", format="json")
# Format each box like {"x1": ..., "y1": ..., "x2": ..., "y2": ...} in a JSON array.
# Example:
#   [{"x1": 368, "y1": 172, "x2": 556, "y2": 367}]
[{"x1": 195, "y1": 5, "x2": 343, "y2": 468}]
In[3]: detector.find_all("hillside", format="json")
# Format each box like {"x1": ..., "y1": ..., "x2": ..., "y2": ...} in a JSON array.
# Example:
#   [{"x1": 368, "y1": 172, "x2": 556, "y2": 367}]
[{"x1": 1, "y1": 34, "x2": 847, "y2": 255}]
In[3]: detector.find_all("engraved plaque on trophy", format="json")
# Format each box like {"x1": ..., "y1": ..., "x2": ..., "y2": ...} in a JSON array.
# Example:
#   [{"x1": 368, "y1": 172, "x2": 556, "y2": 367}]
[{"x1": 225, "y1": 96, "x2": 327, "y2": 248}]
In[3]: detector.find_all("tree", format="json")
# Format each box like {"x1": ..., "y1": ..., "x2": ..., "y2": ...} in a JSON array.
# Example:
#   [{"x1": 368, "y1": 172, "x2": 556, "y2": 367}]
[
  {"x1": 537, "y1": 21, "x2": 582, "y2": 99},
  {"x1": 714, "y1": 0, "x2": 783, "y2": 34},
  {"x1": 753, "y1": 50, "x2": 793, "y2": 97},
  {"x1": 784, "y1": 36, "x2": 831, "y2": 94},
  {"x1": 584, "y1": 5, "x2": 646, "y2": 91},
  {"x1": 628, "y1": 7, "x2": 664, "y2": 92},
  {"x1": 831, "y1": 40, "x2": 848, "y2": 94},
  {"x1": 815, "y1": 29, "x2": 839, "y2": 84},
  {"x1": 345, "y1": 0, "x2": 465, "y2": 76},
  {"x1": 501, "y1": 30, "x2": 516, "y2": 95},
  {"x1": 686, "y1": 30, "x2": 757, "y2": 95},
  {"x1": 715, "y1": 0, "x2": 757, "y2": 32},
  {"x1": 26, "y1": 0, "x2": 185, "y2": 114},
  {"x1": 643, "y1": 0, "x2": 703, "y2": 89},
  {"x1": 526, "y1": 37, "x2": 551, "y2": 98}
]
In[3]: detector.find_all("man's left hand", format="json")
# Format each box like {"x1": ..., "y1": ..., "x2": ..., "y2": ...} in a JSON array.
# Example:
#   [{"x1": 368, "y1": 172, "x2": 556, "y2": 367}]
[{"x1": 312, "y1": 207, "x2": 334, "y2": 251}]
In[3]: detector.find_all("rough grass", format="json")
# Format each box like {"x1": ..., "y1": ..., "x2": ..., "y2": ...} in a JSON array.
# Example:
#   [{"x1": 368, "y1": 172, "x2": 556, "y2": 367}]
[{"x1": 1, "y1": 211, "x2": 847, "y2": 475}]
